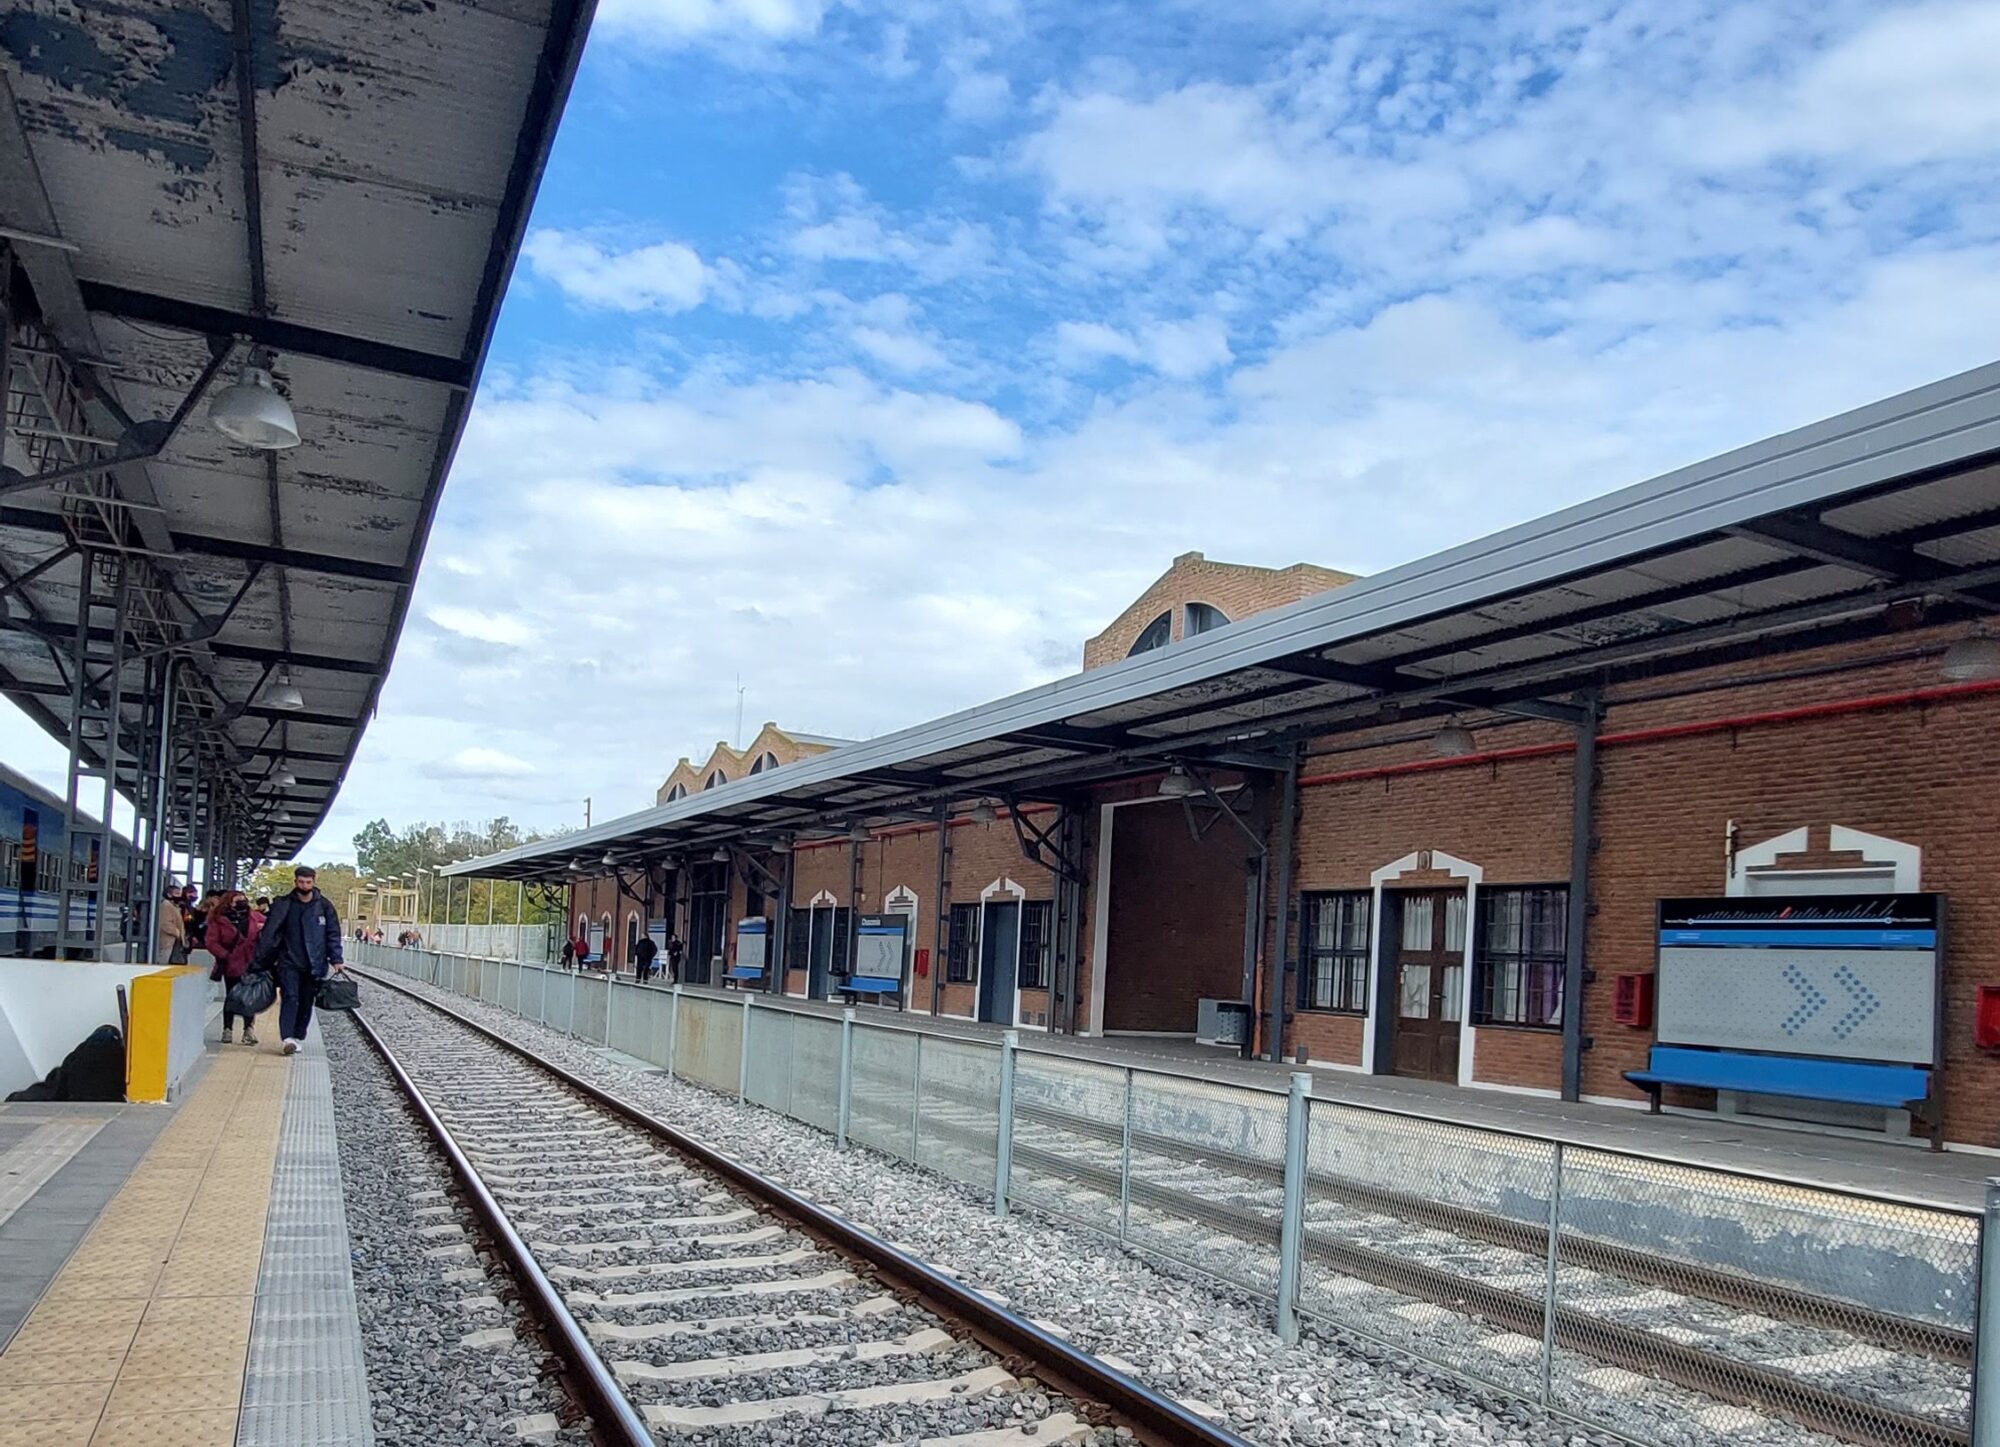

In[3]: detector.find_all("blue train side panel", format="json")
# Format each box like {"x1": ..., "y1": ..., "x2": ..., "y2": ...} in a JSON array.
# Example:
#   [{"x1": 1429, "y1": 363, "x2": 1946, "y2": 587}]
[{"x1": 0, "y1": 764, "x2": 136, "y2": 957}]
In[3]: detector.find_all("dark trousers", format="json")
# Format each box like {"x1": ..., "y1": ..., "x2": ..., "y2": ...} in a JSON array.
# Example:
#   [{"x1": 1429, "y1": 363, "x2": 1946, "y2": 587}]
[{"x1": 279, "y1": 966, "x2": 316, "y2": 1042}]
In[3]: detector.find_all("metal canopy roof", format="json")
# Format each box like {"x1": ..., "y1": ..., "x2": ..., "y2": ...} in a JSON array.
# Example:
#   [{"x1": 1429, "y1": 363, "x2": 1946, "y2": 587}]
[
  {"x1": 0, "y1": 0, "x2": 593, "y2": 858},
  {"x1": 455, "y1": 362, "x2": 2000, "y2": 881}
]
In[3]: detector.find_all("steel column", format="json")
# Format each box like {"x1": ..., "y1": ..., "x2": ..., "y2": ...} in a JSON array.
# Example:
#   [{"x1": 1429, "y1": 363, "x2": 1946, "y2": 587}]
[
  {"x1": 1561, "y1": 690, "x2": 1601, "y2": 1101},
  {"x1": 1265, "y1": 746, "x2": 1300, "y2": 1061},
  {"x1": 770, "y1": 847, "x2": 796, "y2": 995},
  {"x1": 1275, "y1": 1070, "x2": 1311, "y2": 1343},
  {"x1": 931, "y1": 803, "x2": 951, "y2": 1017}
]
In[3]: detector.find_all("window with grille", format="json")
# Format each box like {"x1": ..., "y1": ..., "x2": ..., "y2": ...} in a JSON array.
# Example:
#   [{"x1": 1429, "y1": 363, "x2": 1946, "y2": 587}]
[
  {"x1": 1018, "y1": 901, "x2": 1053, "y2": 989},
  {"x1": 1475, "y1": 886, "x2": 1568, "y2": 1028},
  {"x1": 1298, "y1": 891, "x2": 1370, "y2": 1012},
  {"x1": 946, "y1": 903, "x2": 978, "y2": 983}
]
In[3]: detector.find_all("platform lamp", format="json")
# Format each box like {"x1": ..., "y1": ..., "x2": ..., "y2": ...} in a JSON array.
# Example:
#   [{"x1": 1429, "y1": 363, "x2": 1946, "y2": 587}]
[
  {"x1": 847, "y1": 821, "x2": 872, "y2": 842},
  {"x1": 259, "y1": 664, "x2": 305, "y2": 711},
  {"x1": 968, "y1": 800, "x2": 998, "y2": 825},
  {"x1": 1157, "y1": 765, "x2": 1197, "y2": 798},
  {"x1": 209, "y1": 354, "x2": 301, "y2": 451},
  {"x1": 710, "y1": 845, "x2": 731, "y2": 863},
  {"x1": 1431, "y1": 715, "x2": 1477, "y2": 757},
  {"x1": 1940, "y1": 623, "x2": 2000, "y2": 682}
]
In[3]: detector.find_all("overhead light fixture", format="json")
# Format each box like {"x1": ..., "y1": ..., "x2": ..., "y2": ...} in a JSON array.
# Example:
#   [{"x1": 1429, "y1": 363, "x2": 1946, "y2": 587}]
[
  {"x1": 768, "y1": 839, "x2": 792, "y2": 854},
  {"x1": 710, "y1": 845, "x2": 731, "y2": 863},
  {"x1": 567, "y1": 858, "x2": 583, "y2": 872},
  {"x1": 1432, "y1": 716, "x2": 1477, "y2": 758},
  {"x1": 1940, "y1": 623, "x2": 2000, "y2": 682},
  {"x1": 968, "y1": 801, "x2": 997, "y2": 825},
  {"x1": 1157, "y1": 766, "x2": 1197, "y2": 799},
  {"x1": 209, "y1": 365, "x2": 301, "y2": 451},
  {"x1": 261, "y1": 664, "x2": 305, "y2": 712},
  {"x1": 848, "y1": 821, "x2": 872, "y2": 842},
  {"x1": 274, "y1": 768, "x2": 297, "y2": 788},
  {"x1": 274, "y1": 809, "x2": 292, "y2": 824},
  {"x1": 600, "y1": 851, "x2": 617, "y2": 868}
]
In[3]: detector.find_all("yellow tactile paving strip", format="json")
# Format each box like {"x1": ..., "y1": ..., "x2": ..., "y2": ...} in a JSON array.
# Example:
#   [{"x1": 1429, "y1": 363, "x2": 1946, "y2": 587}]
[{"x1": 0, "y1": 1033, "x2": 292, "y2": 1447}]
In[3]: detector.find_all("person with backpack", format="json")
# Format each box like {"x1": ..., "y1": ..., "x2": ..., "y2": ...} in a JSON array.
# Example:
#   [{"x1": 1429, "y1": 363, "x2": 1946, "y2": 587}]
[
  {"x1": 251, "y1": 865, "x2": 346, "y2": 1055},
  {"x1": 560, "y1": 936, "x2": 576, "y2": 971},
  {"x1": 634, "y1": 932, "x2": 658, "y2": 984},
  {"x1": 206, "y1": 891, "x2": 264, "y2": 1046}
]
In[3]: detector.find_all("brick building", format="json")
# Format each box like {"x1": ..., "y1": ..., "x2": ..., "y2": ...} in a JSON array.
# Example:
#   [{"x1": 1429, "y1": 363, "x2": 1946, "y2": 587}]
[{"x1": 481, "y1": 367, "x2": 2000, "y2": 1149}]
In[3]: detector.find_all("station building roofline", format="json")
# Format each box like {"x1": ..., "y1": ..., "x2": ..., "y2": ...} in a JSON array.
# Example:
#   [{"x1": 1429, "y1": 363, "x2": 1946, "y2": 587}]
[{"x1": 451, "y1": 360, "x2": 2000, "y2": 881}]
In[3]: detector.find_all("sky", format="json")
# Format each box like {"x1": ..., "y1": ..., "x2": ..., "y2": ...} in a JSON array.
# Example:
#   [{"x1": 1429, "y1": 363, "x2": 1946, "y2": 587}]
[{"x1": 6, "y1": 0, "x2": 2000, "y2": 863}]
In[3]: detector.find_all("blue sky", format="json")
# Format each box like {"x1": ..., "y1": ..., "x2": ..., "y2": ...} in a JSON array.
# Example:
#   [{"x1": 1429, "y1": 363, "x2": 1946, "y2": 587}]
[{"x1": 7, "y1": 0, "x2": 2000, "y2": 861}]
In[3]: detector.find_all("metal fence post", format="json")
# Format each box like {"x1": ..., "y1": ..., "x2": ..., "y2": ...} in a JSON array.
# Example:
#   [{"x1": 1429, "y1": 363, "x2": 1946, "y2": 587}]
[
  {"x1": 1275, "y1": 1071, "x2": 1310, "y2": 1345},
  {"x1": 1977, "y1": 1178, "x2": 2000, "y2": 1447},
  {"x1": 1118, "y1": 1066, "x2": 1134, "y2": 1243},
  {"x1": 604, "y1": 966, "x2": 615, "y2": 1045},
  {"x1": 739, "y1": 992, "x2": 754, "y2": 1100},
  {"x1": 994, "y1": 1029, "x2": 1019, "y2": 1218},
  {"x1": 537, "y1": 965, "x2": 548, "y2": 1026},
  {"x1": 1540, "y1": 1140, "x2": 1566, "y2": 1406},
  {"x1": 667, "y1": 985, "x2": 681, "y2": 1078},
  {"x1": 567, "y1": 968, "x2": 578, "y2": 1037},
  {"x1": 837, "y1": 1007, "x2": 857, "y2": 1149}
]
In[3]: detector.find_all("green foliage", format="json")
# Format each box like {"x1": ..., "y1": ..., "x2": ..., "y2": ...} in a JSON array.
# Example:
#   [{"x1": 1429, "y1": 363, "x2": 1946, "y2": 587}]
[
  {"x1": 245, "y1": 860, "x2": 362, "y2": 915},
  {"x1": 349, "y1": 815, "x2": 569, "y2": 926}
]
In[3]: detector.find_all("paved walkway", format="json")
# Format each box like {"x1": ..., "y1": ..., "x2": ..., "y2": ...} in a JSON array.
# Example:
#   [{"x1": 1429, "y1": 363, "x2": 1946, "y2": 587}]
[{"x1": 0, "y1": 1019, "x2": 372, "y2": 1446}]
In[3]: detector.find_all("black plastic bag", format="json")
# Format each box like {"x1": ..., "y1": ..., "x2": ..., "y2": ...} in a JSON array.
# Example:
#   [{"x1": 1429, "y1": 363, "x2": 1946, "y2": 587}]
[
  {"x1": 316, "y1": 973, "x2": 360, "y2": 1012},
  {"x1": 227, "y1": 971, "x2": 277, "y2": 1019}
]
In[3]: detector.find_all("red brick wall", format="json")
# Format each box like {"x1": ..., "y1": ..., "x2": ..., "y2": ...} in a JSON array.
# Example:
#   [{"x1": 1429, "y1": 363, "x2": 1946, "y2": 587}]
[
  {"x1": 1102, "y1": 797, "x2": 1252, "y2": 1033},
  {"x1": 1083, "y1": 553, "x2": 1357, "y2": 670}
]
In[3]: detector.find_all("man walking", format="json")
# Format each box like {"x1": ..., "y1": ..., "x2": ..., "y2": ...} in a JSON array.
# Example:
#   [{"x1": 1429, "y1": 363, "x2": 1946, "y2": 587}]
[
  {"x1": 253, "y1": 865, "x2": 345, "y2": 1055},
  {"x1": 634, "y1": 930, "x2": 658, "y2": 984}
]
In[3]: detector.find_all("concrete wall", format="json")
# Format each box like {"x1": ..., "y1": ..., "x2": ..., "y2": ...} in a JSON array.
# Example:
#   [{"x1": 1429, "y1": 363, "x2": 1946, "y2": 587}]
[{"x1": 0, "y1": 959, "x2": 152, "y2": 1097}]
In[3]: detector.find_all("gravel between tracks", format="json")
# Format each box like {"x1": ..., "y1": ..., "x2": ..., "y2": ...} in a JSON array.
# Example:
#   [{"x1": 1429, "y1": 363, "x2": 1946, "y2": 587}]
[
  {"x1": 323, "y1": 1012, "x2": 594, "y2": 1447},
  {"x1": 353, "y1": 977, "x2": 1630, "y2": 1447}
]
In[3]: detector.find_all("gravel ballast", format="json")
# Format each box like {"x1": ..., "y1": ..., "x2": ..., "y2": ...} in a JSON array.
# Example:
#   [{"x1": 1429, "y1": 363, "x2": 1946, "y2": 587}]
[
  {"x1": 346, "y1": 976, "x2": 1660, "y2": 1447},
  {"x1": 322, "y1": 1011, "x2": 593, "y2": 1447}
]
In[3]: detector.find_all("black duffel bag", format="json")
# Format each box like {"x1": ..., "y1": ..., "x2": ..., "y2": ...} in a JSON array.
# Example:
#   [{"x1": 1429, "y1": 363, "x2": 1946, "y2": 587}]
[
  {"x1": 226, "y1": 971, "x2": 278, "y2": 1019},
  {"x1": 316, "y1": 972, "x2": 361, "y2": 1012}
]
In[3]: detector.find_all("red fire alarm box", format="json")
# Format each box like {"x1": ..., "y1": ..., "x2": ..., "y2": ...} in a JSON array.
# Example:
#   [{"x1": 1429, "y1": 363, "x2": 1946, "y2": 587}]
[
  {"x1": 914, "y1": 948, "x2": 930, "y2": 979},
  {"x1": 1977, "y1": 985, "x2": 2000, "y2": 1050},
  {"x1": 1613, "y1": 972, "x2": 1654, "y2": 1029}
]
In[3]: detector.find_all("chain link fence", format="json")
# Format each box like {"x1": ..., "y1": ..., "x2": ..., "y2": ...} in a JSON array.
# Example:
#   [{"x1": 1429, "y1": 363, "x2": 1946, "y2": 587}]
[{"x1": 351, "y1": 942, "x2": 1988, "y2": 1447}]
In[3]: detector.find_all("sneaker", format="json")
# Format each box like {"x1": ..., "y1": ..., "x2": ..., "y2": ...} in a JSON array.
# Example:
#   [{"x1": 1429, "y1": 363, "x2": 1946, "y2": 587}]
[
  {"x1": 281, "y1": 1039, "x2": 299, "y2": 1056},
  {"x1": 220, "y1": 1026, "x2": 233, "y2": 1043},
  {"x1": 242, "y1": 1029, "x2": 258, "y2": 1046}
]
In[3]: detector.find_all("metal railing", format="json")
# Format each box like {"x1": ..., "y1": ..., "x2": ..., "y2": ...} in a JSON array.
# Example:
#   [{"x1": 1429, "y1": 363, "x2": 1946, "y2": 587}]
[{"x1": 351, "y1": 941, "x2": 1989, "y2": 1447}]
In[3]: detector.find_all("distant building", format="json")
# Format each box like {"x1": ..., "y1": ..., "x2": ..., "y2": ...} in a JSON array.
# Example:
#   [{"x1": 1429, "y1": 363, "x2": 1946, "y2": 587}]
[
  {"x1": 1081, "y1": 551, "x2": 1359, "y2": 670},
  {"x1": 656, "y1": 723, "x2": 853, "y2": 805}
]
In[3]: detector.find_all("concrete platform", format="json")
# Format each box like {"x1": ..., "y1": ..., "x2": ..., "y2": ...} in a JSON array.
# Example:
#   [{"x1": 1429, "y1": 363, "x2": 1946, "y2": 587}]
[
  {"x1": 666, "y1": 983, "x2": 1999, "y2": 1209},
  {"x1": 0, "y1": 1015, "x2": 373, "y2": 1445}
]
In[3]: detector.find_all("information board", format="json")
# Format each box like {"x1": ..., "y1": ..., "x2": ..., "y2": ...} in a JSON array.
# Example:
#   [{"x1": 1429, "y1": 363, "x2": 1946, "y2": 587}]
[
  {"x1": 1654, "y1": 894, "x2": 1941, "y2": 1065},
  {"x1": 736, "y1": 917, "x2": 769, "y2": 973},
  {"x1": 854, "y1": 914, "x2": 907, "y2": 980}
]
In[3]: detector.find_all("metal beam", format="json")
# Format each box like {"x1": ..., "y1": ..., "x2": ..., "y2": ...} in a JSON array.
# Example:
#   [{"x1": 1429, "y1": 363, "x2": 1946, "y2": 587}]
[
  {"x1": 0, "y1": 505, "x2": 409, "y2": 584},
  {"x1": 77, "y1": 283, "x2": 471, "y2": 391},
  {"x1": 1727, "y1": 513, "x2": 1955, "y2": 582},
  {"x1": 1000, "y1": 722, "x2": 1132, "y2": 753},
  {"x1": 1256, "y1": 653, "x2": 1398, "y2": 690},
  {"x1": 1561, "y1": 691, "x2": 1601, "y2": 1101}
]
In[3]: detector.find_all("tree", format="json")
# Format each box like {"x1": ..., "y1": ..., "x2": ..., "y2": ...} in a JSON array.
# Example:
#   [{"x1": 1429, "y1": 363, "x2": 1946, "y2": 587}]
[
  {"x1": 349, "y1": 816, "x2": 570, "y2": 927},
  {"x1": 245, "y1": 861, "x2": 362, "y2": 917}
]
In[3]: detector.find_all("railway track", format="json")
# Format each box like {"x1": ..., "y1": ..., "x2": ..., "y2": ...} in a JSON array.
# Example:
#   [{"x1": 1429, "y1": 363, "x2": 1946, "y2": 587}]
[{"x1": 344, "y1": 972, "x2": 1261, "y2": 1447}]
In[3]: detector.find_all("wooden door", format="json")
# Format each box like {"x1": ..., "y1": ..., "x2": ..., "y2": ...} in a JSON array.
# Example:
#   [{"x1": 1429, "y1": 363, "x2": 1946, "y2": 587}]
[{"x1": 1388, "y1": 890, "x2": 1466, "y2": 1081}]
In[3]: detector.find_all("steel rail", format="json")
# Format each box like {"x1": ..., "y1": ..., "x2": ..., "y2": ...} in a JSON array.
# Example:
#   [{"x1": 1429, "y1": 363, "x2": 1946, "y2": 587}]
[
  {"x1": 345, "y1": 1006, "x2": 656, "y2": 1447},
  {"x1": 348, "y1": 966, "x2": 1261, "y2": 1447}
]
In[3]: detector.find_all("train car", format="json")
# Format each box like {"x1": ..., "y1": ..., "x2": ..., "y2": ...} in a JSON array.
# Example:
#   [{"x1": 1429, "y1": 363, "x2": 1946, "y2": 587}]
[{"x1": 0, "y1": 764, "x2": 137, "y2": 958}]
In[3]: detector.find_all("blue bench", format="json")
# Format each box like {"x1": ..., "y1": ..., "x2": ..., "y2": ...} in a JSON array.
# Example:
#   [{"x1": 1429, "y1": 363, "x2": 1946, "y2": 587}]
[
  {"x1": 723, "y1": 966, "x2": 764, "y2": 989},
  {"x1": 839, "y1": 975, "x2": 901, "y2": 1005},
  {"x1": 1625, "y1": 1045, "x2": 1934, "y2": 1132}
]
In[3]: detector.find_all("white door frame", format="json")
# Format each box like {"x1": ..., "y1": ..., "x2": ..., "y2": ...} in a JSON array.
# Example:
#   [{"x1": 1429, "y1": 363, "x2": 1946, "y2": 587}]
[
  {"x1": 884, "y1": 886, "x2": 919, "y2": 1006},
  {"x1": 1363, "y1": 849, "x2": 1482, "y2": 1086},
  {"x1": 1730, "y1": 825, "x2": 1921, "y2": 895}
]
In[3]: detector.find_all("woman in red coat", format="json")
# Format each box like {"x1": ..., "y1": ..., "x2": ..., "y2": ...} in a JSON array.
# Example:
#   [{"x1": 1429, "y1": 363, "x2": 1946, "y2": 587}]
[{"x1": 206, "y1": 891, "x2": 265, "y2": 1046}]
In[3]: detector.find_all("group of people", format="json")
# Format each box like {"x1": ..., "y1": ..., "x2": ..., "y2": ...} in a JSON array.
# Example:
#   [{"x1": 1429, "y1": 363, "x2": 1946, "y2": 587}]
[
  {"x1": 156, "y1": 865, "x2": 348, "y2": 1056},
  {"x1": 560, "y1": 928, "x2": 684, "y2": 984},
  {"x1": 351, "y1": 925, "x2": 388, "y2": 946}
]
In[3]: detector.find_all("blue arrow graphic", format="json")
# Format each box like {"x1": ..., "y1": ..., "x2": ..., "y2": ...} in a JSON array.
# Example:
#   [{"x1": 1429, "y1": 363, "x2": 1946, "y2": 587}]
[
  {"x1": 1831, "y1": 964, "x2": 1880, "y2": 1041},
  {"x1": 1780, "y1": 962, "x2": 1827, "y2": 1036}
]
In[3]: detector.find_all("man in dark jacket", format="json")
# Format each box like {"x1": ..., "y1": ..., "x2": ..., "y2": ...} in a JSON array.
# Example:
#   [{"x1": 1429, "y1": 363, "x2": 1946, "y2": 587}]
[{"x1": 252, "y1": 865, "x2": 345, "y2": 1055}]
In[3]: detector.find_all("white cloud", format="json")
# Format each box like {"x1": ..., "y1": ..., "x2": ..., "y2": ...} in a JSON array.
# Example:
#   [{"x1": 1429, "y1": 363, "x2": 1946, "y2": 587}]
[
  {"x1": 523, "y1": 231, "x2": 714, "y2": 313},
  {"x1": 593, "y1": 0, "x2": 827, "y2": 46},
  {"x1": 782, "y1": 174, "x2": 991, "y2": 283},
  {"x1": 1677, "y1": 0, "x2": 2000, "y2": 167},
  {"x1": 1052, "y1": 317, "x2": 1231, "y2": 379},
  {"x1": 426, "y1": 606, "x2": 539, "y2": 648},
  {"x1": 423, "y1": 747, "x2": 541, "y2": 782}
]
